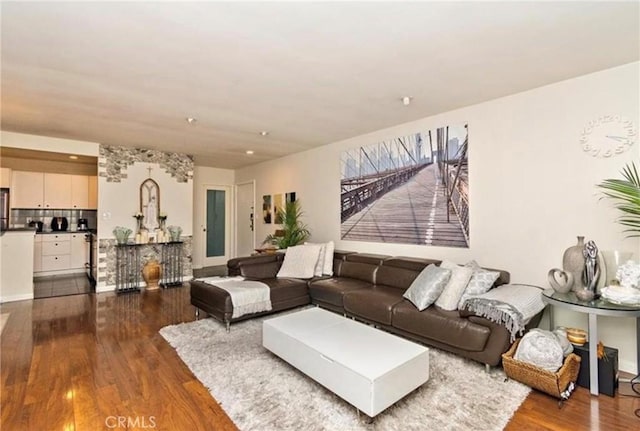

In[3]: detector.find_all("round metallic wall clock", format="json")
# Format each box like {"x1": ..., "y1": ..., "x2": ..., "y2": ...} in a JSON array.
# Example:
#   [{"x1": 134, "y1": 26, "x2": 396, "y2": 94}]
[{"x1": 579, "y1": 115, "x2": 637, "y2": 158}]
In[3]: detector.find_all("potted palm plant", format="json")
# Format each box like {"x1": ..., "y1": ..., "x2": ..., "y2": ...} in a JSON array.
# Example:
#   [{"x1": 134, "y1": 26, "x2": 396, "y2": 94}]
[
  {"x1": 597, "y1": 162, "x2": 640, "y2": 237},
  {"x1": 264, "y1": 200, "x2": 311, "y2": 249}
]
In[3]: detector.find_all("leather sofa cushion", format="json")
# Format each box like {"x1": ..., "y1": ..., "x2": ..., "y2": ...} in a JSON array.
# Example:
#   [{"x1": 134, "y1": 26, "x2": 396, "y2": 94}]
[
  {"x1": 344, "y1": 253, "x2": 390, "y2": 265},
  {"x1": 392, "y1": 301, "x2": 490, "y2": 352},
  {"x1": 190, "y1": 281, "x2": 233, "y2": 313},
  {"x1": 240, "y1": 261, "x2": 281, "y2": 279},
  {"x1": 191, "y1": 277, "x2": 307, "y2": 312},
  {"x1": 228, "y1": 253, "x2": 281, "y2": 270},
  {"x1": 309, "y1": 278, "x2": 370, "y2": 307},
  {"x1": 382, "y1": 257, "x2": 440, "y2": 271},
  {"x1": 260, "y1": 278, "x2": 309, "y2": 303},
  {"x1": 343, "y1": 286, "x2": 405, "y2": 326},
  {"x1": 339, "y1": 261, "x2": 379, "y2": 284},
  {"x1": 375, "y1": 265, "x2": 421, "y2": 290},
  {"x1": 227, "y1": 254, "x2": 283, "y2": 276}
]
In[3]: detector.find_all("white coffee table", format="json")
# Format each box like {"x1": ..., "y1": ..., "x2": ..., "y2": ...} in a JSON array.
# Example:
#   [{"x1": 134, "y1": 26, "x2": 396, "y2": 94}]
[{"x1": 262, "y1": 307, "x2": 430, "y2": 418}]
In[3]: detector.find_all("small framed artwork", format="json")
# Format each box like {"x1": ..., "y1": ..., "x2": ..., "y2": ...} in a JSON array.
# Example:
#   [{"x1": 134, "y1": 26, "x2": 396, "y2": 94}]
[
  {"x1": 286, "y1": 192, "x2": 296, "y2": 203},
  {"x1": 262, "y1": 195, "x2": 272, "y2": 224},
  {"x1": 273, "y1": 193, "x2": 284, "y2": 224}
]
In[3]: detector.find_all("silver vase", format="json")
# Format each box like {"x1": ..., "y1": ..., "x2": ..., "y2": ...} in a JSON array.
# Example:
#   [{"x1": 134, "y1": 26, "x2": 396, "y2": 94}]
[{"x1": 563, "y1": 236, "x2": 585, "y2": 292}]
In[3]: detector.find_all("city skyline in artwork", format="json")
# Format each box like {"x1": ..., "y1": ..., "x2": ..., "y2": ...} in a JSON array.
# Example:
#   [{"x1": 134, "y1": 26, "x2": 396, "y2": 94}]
[{"x1": 340, "y1": 124, "x2": 469, "y2": 248}]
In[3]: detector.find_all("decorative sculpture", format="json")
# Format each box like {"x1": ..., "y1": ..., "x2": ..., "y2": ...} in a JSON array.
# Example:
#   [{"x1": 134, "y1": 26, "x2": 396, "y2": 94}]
[{"x1": 582, "y1": 240, "x2": 601, "y2": 294}]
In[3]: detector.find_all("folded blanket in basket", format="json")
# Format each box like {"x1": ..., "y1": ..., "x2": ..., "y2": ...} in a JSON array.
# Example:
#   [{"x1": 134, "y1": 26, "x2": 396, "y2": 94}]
[
  {"x1": 462, "y1": 284, "x2": 545, "y2": 342},
  {"x1": 196, "y1": 276, "x2": 272, "y2": 318}
]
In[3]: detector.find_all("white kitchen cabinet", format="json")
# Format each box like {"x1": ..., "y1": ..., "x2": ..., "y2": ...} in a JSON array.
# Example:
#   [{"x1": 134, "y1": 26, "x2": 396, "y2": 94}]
[
  {"x1": 70, "y1": 233, "x2": 87, "y2": 269},
  {"x1": 40, "y1": 233, "x2": 71, "y2": 272},
  {"x1": 44, "y1": 173, "x2": 72, "y2": 209},
  {"x1": 35, "y1": 233, "x2": 86, "y2": 275},
  {"x1": 11, "y1": 171, "x2": 44, "y2": 208},
  {"x1": 71, "y1": 175, "x2": 89, "y2": 209},
  {"x1": 0, "y1": 167, "x2": 11, "y2": 188},
  {"x1": 12, "y1": 171, "x2": 96, "y2": 210},
  {"x1": 34, "y1": 234, "x2": 42, "y2": 273},
  {"x1": 42, "y1": 240, "x2": 72, "y2": 256},
  {"x1": 41, "y1": 255, "x2": 71, "y2": 272},
  {"x1": 88, "y1": 175, "x2": 98, "y2": 209}
]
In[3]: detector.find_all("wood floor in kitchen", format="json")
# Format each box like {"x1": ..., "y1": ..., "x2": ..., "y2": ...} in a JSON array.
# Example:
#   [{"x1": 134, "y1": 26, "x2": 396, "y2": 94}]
[{"x1": 0, "y1": 285, "x2": 638, "y2": 430}]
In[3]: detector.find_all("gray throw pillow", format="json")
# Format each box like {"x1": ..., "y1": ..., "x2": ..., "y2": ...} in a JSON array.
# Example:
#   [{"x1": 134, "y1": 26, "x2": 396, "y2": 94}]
[
  {"x1": 403, "y1": 264, "x2": 452, "y2": 311},
  {"x1": 457, "y1": 260, "x2": 501, "y2": 309}
]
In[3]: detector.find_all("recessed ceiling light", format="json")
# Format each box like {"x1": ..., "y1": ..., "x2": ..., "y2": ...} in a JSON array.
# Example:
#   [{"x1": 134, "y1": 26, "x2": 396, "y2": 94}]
[
  {"x1": 69, "y1": 155, "x2": 78, "y2": 160},
  {"x1": 246, "y1": 150, "x2": 255, "y2": 155},
  {"x1": 186, "y1": 117, "x2": 197, "y2": 124},
  {"x1": 402, "y1": 96, "x2": 412, "y2": 106},
  {"x1": 259, "y1": 131, "x2": 269, "y2": 136}
]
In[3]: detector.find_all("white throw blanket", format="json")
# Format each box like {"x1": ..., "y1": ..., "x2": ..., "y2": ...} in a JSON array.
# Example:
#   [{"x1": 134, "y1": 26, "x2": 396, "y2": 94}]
[
  {"x1": 196, "y1": 276, "x2": 272, "y2": 318},
  {"x1": 462, "y1": 284, "x2": 545, "y2": 342}
]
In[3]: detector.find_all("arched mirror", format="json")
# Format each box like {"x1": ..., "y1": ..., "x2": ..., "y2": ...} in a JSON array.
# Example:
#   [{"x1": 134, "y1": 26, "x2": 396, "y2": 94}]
[{"x1": 140, "y1": 178, "x2": 160, "y2": 230}]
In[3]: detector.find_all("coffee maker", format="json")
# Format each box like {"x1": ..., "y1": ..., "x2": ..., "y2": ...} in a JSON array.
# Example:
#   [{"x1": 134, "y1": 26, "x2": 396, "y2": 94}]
[{"x1": 78, "y1": 218, "x2": 88, "y2": 231}]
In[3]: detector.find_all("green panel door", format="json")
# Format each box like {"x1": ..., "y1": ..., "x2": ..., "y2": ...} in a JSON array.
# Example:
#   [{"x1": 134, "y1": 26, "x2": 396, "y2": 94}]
[{"x1": 206, "y1": 189, "x2": 226, "y2": 257}]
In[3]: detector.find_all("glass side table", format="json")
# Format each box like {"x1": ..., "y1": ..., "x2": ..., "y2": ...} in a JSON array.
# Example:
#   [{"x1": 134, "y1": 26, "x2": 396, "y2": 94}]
[{"x1": 542, "y1": 289, "x2": 640, "y2": 396}]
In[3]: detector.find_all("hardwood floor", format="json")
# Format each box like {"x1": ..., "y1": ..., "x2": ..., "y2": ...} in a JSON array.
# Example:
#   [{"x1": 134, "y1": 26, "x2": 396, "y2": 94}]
[{"x1": 1, "y1": 286, "x2": 638, "y2": 430}]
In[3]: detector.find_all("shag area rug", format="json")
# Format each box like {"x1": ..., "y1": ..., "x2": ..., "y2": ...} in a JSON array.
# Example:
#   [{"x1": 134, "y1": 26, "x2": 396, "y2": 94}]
[{"x1": 160, "y1": 314, "x2": 530, "y2": 431}]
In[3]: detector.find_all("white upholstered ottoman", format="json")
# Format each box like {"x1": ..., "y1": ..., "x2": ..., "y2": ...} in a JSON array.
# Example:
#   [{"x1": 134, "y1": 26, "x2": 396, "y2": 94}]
[{"x1": 262, "y1": 307, "x2": 429, "y2": 418}]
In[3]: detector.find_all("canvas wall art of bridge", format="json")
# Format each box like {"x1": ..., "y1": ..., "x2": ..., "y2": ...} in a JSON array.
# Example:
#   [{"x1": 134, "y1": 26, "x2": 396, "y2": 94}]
[{"x1": 340, "y1": 124, "x2": 470, "y2": 248}]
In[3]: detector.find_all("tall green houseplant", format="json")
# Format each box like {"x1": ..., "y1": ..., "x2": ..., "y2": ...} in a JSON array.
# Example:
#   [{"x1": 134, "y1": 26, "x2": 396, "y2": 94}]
[
  {"x1": 597, "y1": 162, "x2": 640, "y2": 237},
  {"x1": 264, "y1": 200, "x2": 311, "y2": 248}
]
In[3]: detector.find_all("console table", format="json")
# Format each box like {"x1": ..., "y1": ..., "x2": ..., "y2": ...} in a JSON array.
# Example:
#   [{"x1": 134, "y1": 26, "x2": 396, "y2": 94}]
[
  {"x1": 542, "y1": 289, "x2": 640, "y2": 396},
  {"x1": 115, "y1": 241, "x2": 184, "y2": 293}
]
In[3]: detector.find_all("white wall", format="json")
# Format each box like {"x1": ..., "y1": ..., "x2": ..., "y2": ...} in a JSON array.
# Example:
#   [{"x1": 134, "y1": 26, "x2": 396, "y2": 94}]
[
  {"x1": 236, "y1": 62, "x2": 640, "y2": 373},
  {"x1": 98, "y1": 161, "x2": 193, "y2": 238},
  {"x1": 192, "y1": 166, "x2": 236, "y2": 268}
]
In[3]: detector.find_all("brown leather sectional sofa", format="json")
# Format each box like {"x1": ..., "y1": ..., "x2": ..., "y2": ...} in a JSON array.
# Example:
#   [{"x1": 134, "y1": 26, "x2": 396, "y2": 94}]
[{"x1": 190, "y1": 250, "x2": 542, "y2": 367}]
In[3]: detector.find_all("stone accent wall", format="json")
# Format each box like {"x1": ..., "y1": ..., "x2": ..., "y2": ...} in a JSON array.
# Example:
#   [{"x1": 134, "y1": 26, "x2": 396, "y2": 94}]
[
  {"x1": 99, "y1": 237, "x2": 193, "y2": 287},
  {"x1": 99, "y1": 145, "x2": 193, "y2": 183}
]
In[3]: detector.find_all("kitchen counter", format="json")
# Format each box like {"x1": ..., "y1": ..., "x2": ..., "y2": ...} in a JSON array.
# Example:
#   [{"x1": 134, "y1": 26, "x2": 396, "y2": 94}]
[
  {"x1": 0, "y1": 229, "x2": 35, "y2": 302},
  {"x1": 0, "y1": 227, "x2": 36, "y2": 236},
  {"x1": 36, "y1": 230, "x2": 92, "y2": 235}
]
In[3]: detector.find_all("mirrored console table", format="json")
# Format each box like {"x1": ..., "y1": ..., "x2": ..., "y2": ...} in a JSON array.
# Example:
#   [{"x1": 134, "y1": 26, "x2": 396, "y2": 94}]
[{"x1": 115, "y1": 241, "x2": 184, "y2": 294}]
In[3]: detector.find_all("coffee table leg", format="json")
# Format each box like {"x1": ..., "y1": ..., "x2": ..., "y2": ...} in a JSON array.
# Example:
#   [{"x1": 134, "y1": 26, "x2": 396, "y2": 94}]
[{"x1": 588, "y1": 313, "x2": 598, "y2": 396}]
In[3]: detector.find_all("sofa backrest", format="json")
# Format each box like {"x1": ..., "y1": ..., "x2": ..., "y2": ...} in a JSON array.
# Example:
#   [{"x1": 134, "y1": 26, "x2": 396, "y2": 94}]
[
  {"x1": 332, "y1": 249, "x2": 357, "y2": 277},
  {"x1": 376, "y1": 257, "x2": 441, "y2": 290},
  {"x1": 227, "y1": 253, "x2": 283, "y2": 276},
  {"x1": 338, "y1": 253, "x2": 389, "y2": 284}
]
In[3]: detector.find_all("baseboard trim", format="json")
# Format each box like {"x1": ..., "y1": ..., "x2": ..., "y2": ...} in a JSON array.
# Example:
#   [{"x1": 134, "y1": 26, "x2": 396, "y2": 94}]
[
  {"x1": 0, "y1": 293, "x2": 35, "y2": 303},
  {"x1": 97, "y1": 276, "x2": 190, "y2": 293}
]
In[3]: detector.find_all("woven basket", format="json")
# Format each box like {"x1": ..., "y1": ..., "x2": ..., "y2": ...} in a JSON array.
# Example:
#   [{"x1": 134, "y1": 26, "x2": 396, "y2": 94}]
[{"x1": 502, "y1": 338, "x2": 581, "y2": 399}]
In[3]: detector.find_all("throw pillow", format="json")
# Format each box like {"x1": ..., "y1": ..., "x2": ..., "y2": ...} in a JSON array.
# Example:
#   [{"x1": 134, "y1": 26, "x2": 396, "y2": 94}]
[
  {"x1": 434, "y1": 260, "x2": 474, "y2": 311},
  {"x1": 457, "y1": 260, "x2": 501, "y2": 309},
  {"x1": 304, "y1": 241, "x2": 335, "y2": 276},
  {"x1": 403, "y1": 264, "x2": 452, "y2": 311},
  {"x1": 304, "y1": 242, "x2": 326, "y2": 277},
  {"x1": 322, "y1": 241, "x2": 335, "y2": 275},
  {"x1": 277, "y1": 244, "x2": 323, "y2": 279}
]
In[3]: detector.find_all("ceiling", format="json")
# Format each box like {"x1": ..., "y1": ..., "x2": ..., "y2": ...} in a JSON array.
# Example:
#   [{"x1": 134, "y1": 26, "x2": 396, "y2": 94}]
[{"x1": 1, "y1": 2, "x2": 638, "y2": 169}]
